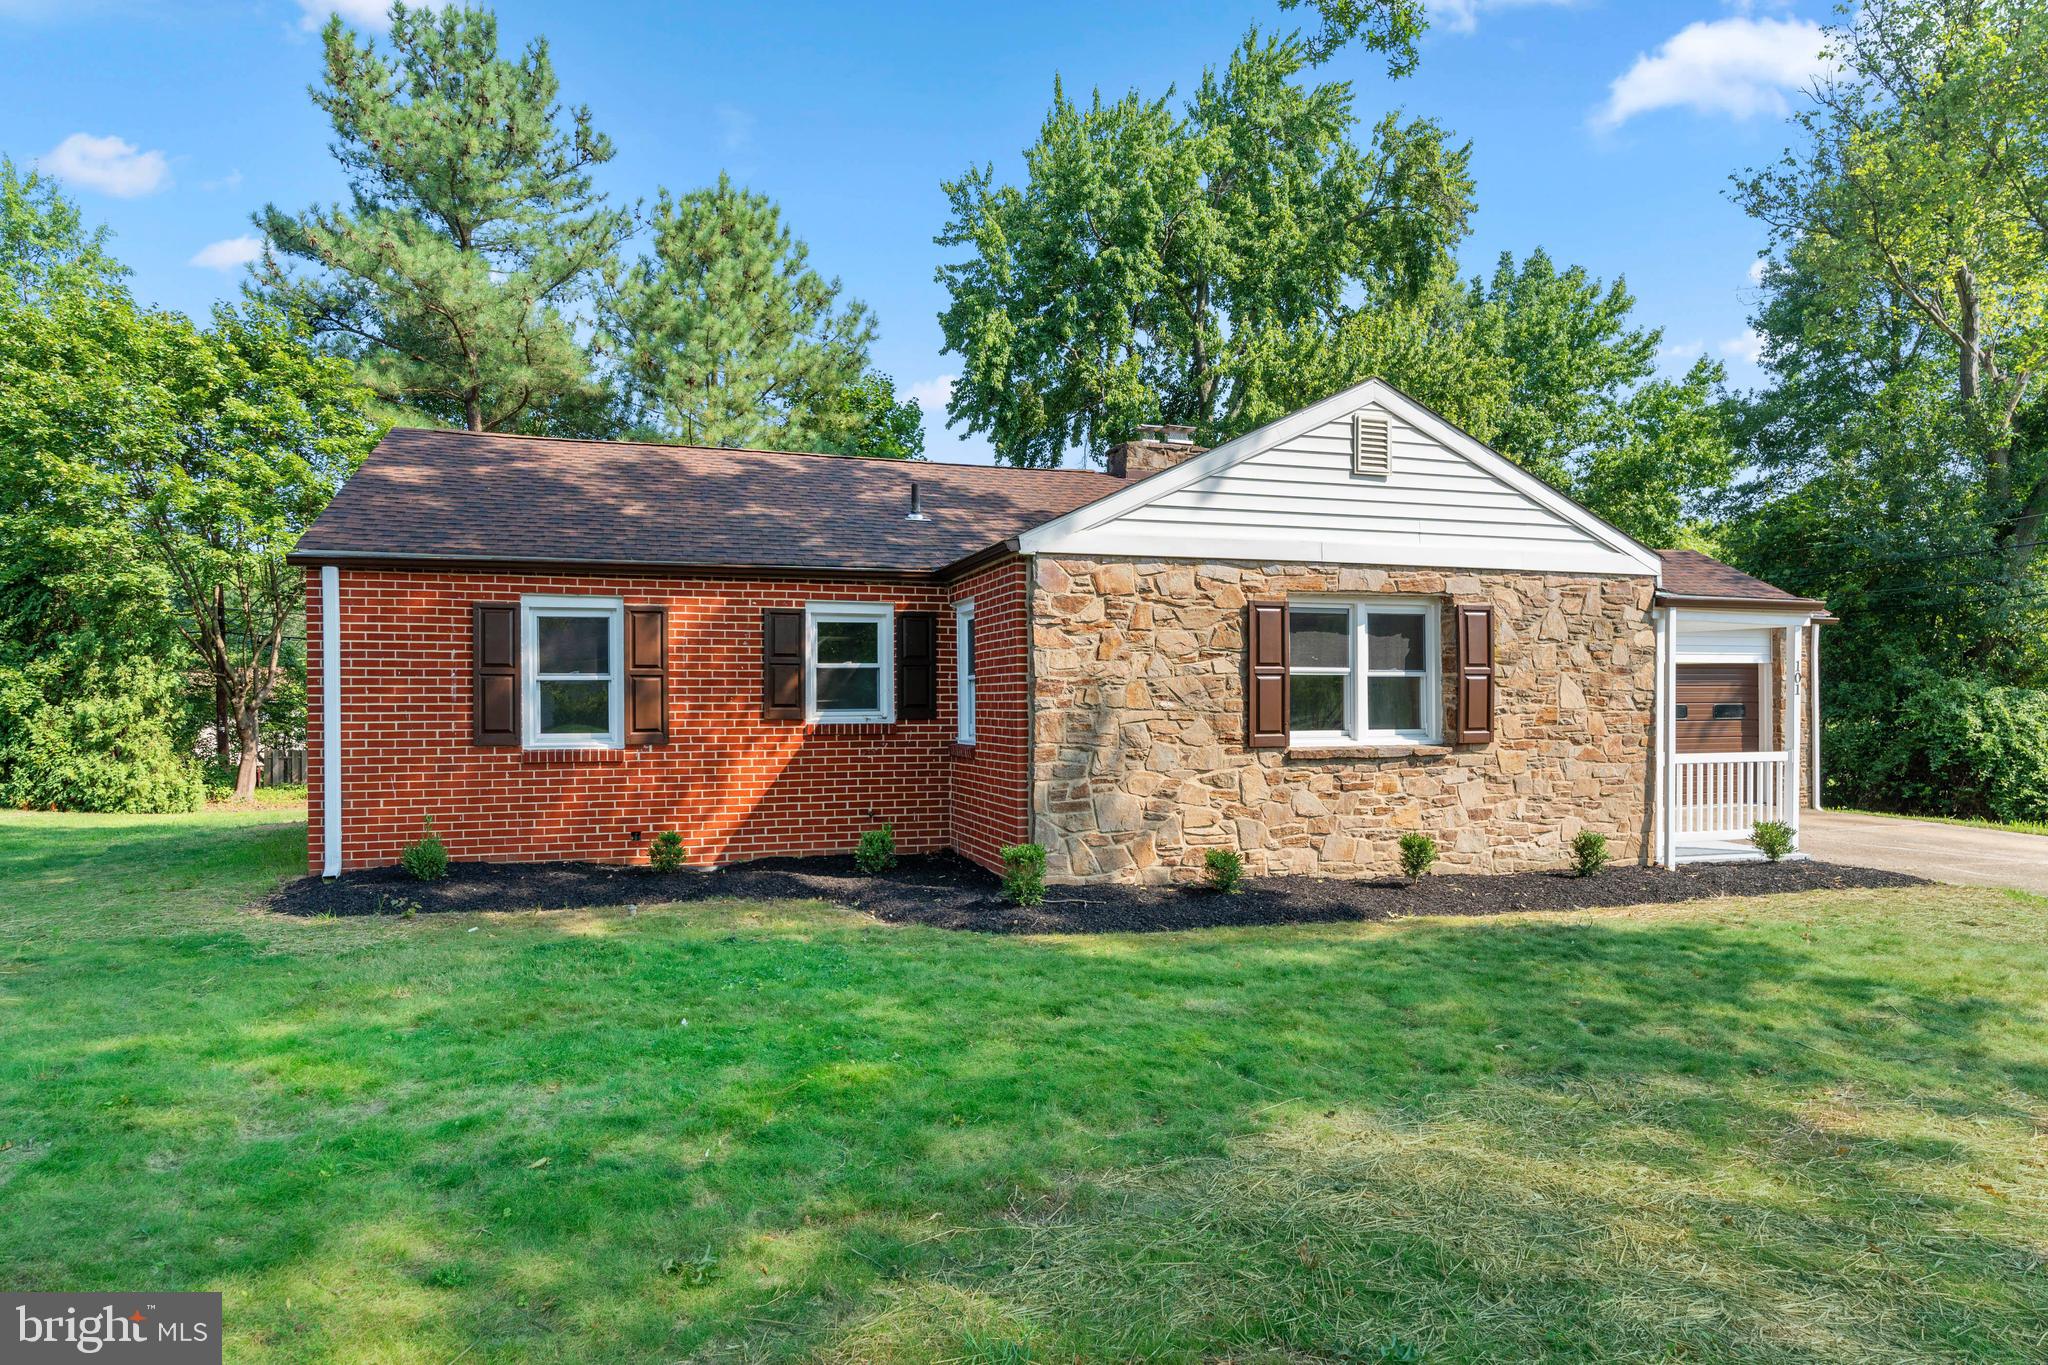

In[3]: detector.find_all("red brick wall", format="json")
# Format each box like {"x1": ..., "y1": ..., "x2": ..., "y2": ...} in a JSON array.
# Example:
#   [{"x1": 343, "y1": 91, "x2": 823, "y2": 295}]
[
  {"x1": 946, "y1": 557, "x2": 1032, "y2": 869},
  {"x1": 307, "y1": 564, "x2": 1025, "y2": 874}
]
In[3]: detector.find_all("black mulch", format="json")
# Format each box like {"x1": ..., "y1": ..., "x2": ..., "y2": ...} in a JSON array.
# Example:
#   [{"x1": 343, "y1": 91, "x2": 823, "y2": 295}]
[{"x1": 267, "y1": 852, "x2": 1928, "y2": 935}]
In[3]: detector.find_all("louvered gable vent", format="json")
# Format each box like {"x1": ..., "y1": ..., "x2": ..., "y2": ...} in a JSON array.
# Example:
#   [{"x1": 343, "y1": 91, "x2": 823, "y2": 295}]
[{"x1": 1352, "y1": 411, "x2": 1391, "y2": 476}]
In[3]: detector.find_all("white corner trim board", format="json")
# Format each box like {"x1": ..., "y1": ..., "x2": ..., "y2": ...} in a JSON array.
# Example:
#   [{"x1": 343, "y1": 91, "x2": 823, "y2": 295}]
[{"x1": 321, "y1": 564, "x2": 341, "y2": 879}]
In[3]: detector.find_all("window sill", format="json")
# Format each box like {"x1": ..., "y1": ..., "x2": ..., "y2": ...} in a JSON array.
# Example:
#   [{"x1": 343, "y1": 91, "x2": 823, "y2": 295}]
[
  {"x1": 1287, "y1": 743, "x2": 1451, "y2": 761},
  {"x1": 950, "y1": 741, "x2": 977, "y2": 758},
  {"x1": 522, "y1": 747, "x2": 626, "y2": 766}
]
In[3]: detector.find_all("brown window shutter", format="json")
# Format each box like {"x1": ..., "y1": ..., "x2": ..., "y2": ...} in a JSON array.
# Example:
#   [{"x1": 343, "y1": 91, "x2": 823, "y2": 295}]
[
  {"x1": 1246, "y1": 600, "x2": 1289, "y2": 749},
  {"x1": 625, "y1": 605, "x2": 668, "y2": 745},
  {"x1": 762, "y1": 608, "x2": 804, "y2": 720},
  {"x1": 473, "y1": 603, "x2": 519, "y2": 745},
  {"x1": 897, "y1": 612, "x2": 937, "y2": 721},
  {"x1": 1456, "y1": 603, "x2": 1495, "y2": 745}
]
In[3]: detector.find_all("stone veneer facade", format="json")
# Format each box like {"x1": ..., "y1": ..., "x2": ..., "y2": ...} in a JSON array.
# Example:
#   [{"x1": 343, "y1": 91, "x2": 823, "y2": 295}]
[{"x1": 1031, "y1": 558, "x2": 1659, "y2": 883}]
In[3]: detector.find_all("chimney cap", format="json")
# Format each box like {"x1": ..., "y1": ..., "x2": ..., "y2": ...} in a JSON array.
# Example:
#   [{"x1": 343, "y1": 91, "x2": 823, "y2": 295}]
[{"x1": 1134, "y1": 422, "x2": 1198, "y2": 445}]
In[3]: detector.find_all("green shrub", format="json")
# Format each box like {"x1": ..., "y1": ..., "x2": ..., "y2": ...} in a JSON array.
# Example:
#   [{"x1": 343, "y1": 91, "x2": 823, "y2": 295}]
[
  {"x1": 1826, "y1": 671, "x2": 2048, "y2": 824},
  {"x1": 1397, "y1": 832, "x2": 1438, "y2": 882},
  {"x1": 0, "y1": 661, "x2": 202, "y2": 813},
  {"x1": 1000, "y1": 843, "x2": 1047, "y2": 907},
  {"x1": 648, "y1": 830, "x2": 685, "y2": 872},
  {"x1": 1204, "y1": 848, "x2": 1245, "y2": 894},
  {"x1": 1751, "y1": 819, "x2": 1794, "y2": 862},
  {"x1": 1569, "y1": 830, "x2": 1610, "y2": 878},
  {"x1": 855, "y1": 824, "x2": 897, "y2": 875},
  {"x1": 400, "y1": 816, "x2": 449, "y2": 881}
]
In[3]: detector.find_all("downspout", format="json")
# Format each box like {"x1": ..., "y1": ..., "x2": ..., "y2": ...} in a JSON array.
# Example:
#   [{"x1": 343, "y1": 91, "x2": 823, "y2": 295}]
[
  {"x1": 321, "y1": 564, "x2": 342, "y2": 878},
  {"x1": 1658, "y1": 607, "x2": 1678, "y2": 867},
  {"x1": 1023, "y1": 553, "x2": 1039, "y2": 858}
]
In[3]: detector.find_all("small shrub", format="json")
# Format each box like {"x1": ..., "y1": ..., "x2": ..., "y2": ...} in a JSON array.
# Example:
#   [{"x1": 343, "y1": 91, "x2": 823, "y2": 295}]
[
  {"x1": 1752, "y1": 819, "x2": 1794, "y2": 861},
  {"x1": 649, "y1": 830, "x2": 685, "y2": 872},
  {"x1": 1000, "y1": 843, "x2": 1047, "y2": 907},
  {"x1": 1569, "y1": 830, "x2": 1610, "y2": 878},
  {"x1": 855, "y1": 823, "x2": 897, "y2": 875},
  {"x1": 1397, "y1": 832, "x2": 1439, "y2": 883},
  {"x1": 400, "y1": 815, "x2": 449, "y2": 881},
  {"x1": 1204, "y1": 848, "x2": 1245, "y2": 894}
]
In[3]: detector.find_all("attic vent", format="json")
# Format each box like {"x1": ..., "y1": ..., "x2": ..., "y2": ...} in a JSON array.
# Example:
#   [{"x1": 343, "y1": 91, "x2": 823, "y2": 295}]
[{"x1": 1352, "y1": 412, "x2": 1391, "y2": 477}]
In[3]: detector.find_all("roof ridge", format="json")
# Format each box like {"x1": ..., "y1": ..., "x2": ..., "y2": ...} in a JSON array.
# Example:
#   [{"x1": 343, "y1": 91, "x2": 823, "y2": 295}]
[{"x1": 384, "y1": 425, "x2": 1120, "y2": 476}]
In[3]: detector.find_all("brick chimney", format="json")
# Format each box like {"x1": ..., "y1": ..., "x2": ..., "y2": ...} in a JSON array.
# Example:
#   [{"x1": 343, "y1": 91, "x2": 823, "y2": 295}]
[{"x1": 1106, "y1": 423, "x2": 1207, "y2": 479}]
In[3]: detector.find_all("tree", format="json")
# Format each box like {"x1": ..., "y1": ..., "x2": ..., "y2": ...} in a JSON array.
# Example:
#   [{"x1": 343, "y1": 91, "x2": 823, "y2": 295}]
[
  {"x1": 256, "y1": 3, "x2": 631, "y2": 433},
  {"x1": 810, "y1": 372, "x2": 926, "y2": 460},
  {"x1": 0, "y1": 293, "x2": 378, "y2": 800},
  {"x1": 605, "y1": 175, "x2": 879, "y2": 451},
  {"x1": 1276, "y1": 0, "x2": 1427, "y2": 73},
  {"x1": 0, "y1": 157, "x2": 125, "y2": 308},
  {"x1": 1734, "y1": 0, "x2": 2048, "y2": 586},
  {"x1": 936, "y1": 30, "x2": 1474, "y2": 467}
]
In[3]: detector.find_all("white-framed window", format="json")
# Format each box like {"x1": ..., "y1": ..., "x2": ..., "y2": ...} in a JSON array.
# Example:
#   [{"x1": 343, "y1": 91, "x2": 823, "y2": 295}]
[
  {"x1": 806, "y1": 602, "x2": 894, "y2": 723},
  {"x1": 955, "y1": 598, "x2": 977, "y2": 744},
  {"x1": 1287, "y1": 600, "x2": 1438, "y2": 746},
  {"x1": 521, "y1": 594, "x2": 624, "y2": 748}
]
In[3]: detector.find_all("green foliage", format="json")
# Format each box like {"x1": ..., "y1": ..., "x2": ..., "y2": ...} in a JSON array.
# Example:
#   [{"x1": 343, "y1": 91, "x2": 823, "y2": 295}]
[
  {"x1": 257, "y1": 3, "x2": 630, "y2": 432},
  {"x1": 1751, "y1": 820, "x2": 1795, "y2": 863},
  {"x1": 1397, "y1": 832, "x2": 1438, "y2": 882},
  {"x1": 0, "y1": 157, "x2": 126, "y2": 309},
  {"x1": 810, "y1": 372, "x2": 926, "y2": 460},
  {"x1": 1569, "y1": 830, "x2": 1610, "y2": 879},
  {"x1": 1204, "y1": 848, "x2": 1245, "y2": 894},
  {"x1": 1826, "y1": 672, "x2": 2048, "y2": 824},
  {"x1": 400, "y1": 816, "x2": 449, "y2": 881},
  {"x1": 1277, "y1": 0, "x2": 1427, "y2": 73},
  {"x1": 855, "y1": 824, "x2": 897, "y2": 875},
  {"x1": 0, "y1": 660, "x2": 201, "y2": 813},
  {"x1": 936, "y1": 30, "x2": 1474, "y2": 467},
  {"x1": 648, "y1": 830, "x2": 685, "y2": 873},
  {"x1": 606, "y1": 175, "x2": 877, "y2": 451},
  {"x1": 1000, "y1": 843, "x2": 1047, "y2": 907}
]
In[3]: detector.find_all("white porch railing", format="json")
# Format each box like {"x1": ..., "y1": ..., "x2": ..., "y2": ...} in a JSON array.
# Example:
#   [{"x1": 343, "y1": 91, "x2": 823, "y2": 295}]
[{"x1": 1672, "y1": 751, "x2": 1788, "y2": 842}]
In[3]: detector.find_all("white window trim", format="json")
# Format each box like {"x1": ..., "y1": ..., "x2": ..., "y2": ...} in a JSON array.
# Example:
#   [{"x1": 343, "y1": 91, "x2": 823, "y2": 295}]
[
  {"x1": 805, "y1": 602, "x2": 895, "y2": 724},
  {"x1": 1286, "y1": 598, "x2": 1441, "y2": 749},
  {"x1": 955, "y1": 598, "x2": 977, "y2": 745},
  {"x1": 520, "y1": 594, "x2": 625, "y2": 749}
]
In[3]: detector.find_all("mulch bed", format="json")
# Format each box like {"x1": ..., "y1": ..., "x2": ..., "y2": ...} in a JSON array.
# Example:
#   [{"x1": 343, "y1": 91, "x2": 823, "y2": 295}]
[{"x1": 267, "y1": 852, "x2": 1927, "y2": 934}]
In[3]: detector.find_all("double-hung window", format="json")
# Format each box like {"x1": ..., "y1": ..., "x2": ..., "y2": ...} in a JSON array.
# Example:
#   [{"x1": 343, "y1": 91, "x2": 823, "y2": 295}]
[
  {"x1": 806, "y1": 602, "x2": 894, "y2": 723},
  {"x1": 955, "y1": 599, "x2": 976, "y2": 744},
  {"x1": 522, "y1": 595, "x2": 624, "y2": 747},
  {"x1": 1286, "y1": 601, "x2": 1438, "y2": 745}
]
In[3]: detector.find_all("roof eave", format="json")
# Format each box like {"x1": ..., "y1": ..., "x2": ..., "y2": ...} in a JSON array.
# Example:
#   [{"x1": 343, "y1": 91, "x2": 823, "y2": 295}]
[
  {"x1": 1653, "y1": 590, "x2": 1830, "y2": 613},
  {"x1": 285, "y1": 547, "x2": 951, "y2": 581}
]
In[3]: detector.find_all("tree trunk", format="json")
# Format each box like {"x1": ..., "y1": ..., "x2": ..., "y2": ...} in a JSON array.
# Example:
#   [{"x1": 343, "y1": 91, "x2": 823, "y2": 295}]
[
  {"x1": 465, "y1": 391, "x2": 484, "y2": 432},
  {"x1": 213, "y1": 588, "x2": 230, "y2": 757},
  {"x1": 233, "y1": 707, "x2": 262, "y2": 802}
]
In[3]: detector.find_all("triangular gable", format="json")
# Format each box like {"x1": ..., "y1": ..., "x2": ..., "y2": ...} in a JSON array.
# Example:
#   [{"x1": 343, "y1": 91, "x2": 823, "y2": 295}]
[{"x1": 1016, "y1": 379, "x2": 1663, "y2": 578}]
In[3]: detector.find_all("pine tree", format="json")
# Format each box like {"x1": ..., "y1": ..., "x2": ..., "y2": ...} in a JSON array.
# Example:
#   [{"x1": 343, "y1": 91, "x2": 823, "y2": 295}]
[
  {"x1": 604, "y1": 175, "x2": 877, "y2": 451},
  {"x1": 255, "y1": 3, "x2": 630, "y2": 432}
]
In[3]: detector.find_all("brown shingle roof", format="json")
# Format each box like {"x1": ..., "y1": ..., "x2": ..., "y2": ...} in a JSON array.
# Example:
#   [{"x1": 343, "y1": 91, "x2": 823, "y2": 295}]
[
  {"x1": 290, "y1": 428, "x2": 1127, "y2": 575},
  {"x1": 1656, "y1": 550, "x2": 1824, "y2": 608}
]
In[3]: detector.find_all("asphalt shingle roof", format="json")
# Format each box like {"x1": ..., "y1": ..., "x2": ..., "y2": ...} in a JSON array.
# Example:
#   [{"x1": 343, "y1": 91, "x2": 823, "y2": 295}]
[
  {"x1": 1656, "y1": 549, "x2": 1823, "y2": 607},
  {"x1": 290, "y1": 428, "x2": 1127, "y2": 575}
]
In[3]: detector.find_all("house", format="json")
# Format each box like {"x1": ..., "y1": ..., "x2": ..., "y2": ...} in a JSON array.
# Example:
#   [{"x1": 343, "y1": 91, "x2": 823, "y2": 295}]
[{"x1": 288, "y1": 378, "x2": 1830, "y2": 883}]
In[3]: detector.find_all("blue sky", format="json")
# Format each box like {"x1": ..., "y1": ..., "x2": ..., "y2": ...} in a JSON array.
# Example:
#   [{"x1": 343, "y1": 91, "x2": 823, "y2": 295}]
[{"x1": 1, "y1": 0, "x2": 1835, "y2": 464}]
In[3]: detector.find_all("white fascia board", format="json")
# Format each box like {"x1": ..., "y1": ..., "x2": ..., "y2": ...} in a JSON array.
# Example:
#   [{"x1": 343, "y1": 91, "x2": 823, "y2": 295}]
[
  {"x1": 1018, "y1": 528, "x2": 1652, "y2": 577},
  {"x1": 1015, "y1": 378, "x2": 1665, "y2": 577},
  {"x1": 1672, "y1": 607, "x2": 1827, "y2": 629}
]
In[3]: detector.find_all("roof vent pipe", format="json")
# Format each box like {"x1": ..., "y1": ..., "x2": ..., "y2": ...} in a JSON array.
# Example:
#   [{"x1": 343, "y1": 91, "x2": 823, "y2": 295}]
[{"x1": 905, "y1": 481, "x2": 929, "y2": 521}]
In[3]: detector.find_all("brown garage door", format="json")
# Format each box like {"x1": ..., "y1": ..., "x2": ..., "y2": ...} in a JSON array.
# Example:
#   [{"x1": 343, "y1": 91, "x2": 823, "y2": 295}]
[{"x1": 1676, "y1": 664, "x2": 1761, "y2": 753}]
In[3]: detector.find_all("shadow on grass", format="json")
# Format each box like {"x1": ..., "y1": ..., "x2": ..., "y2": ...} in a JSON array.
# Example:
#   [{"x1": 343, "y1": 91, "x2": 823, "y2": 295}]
[{"x1": 3, "y1": 812, "x2": 2045, "y2": 1361}]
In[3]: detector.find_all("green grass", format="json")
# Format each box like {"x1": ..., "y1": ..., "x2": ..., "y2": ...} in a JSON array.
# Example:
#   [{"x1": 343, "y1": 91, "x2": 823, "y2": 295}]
[
  {"x1": 4, "y1": 807, "x2": 2046, "y2": 1362},
  {"x1": 1833, "y1": 806, "x2": 2048, "y2": 838}
]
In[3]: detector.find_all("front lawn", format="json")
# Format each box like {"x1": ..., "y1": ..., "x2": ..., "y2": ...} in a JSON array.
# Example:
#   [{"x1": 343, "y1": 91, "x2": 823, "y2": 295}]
[{"x1": 3, "y1": 809, "x2": 2045, "y2": 1362}]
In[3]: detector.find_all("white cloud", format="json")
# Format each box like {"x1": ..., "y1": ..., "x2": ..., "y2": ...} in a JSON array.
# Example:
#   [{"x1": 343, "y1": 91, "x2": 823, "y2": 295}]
[
  {"x1": 297, "y1": 0, "x2": 390, "y2": 31},
  {"x1": 1433, "y1": 0, "x2": 1577, "y2": 34},
  {"x1": 1719, "y1": 330, "x2": 1766, "y2": 365},
  {"x1": 189, "y1": 235, "x2": 263, "y2": 272},
  {"x1": 1659, "y1": 339, "x2": 1706, "y2": 363},
  {"x1": 906, "y1": 375, "x2": 957, "y2": 412},
  {"x1": 36, "y1": 132, "x2": 170, "y2": 197},
  {"x1": 200, "y1": 169, "x2": 244, "y2": 193},
  {"x1": 1595, "y1": 16, "x2": 1835, "y2": 129},
  {"x1": 1747, "y1": 258, "x2": 1767, "y2": 284},
  {"x1": 713, "y1": 104, "x2": 756, "y2": 154}
]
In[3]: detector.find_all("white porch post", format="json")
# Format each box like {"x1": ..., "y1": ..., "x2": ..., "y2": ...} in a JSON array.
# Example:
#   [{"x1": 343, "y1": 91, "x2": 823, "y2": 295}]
[
  {"x1": 1784, "y1": 620, "x2": 1802, "y2": 842},
  {"x1": 1658, "y1": 607, "x2": 1678, "y2": 866},
  {"x1": 321, "y1": 564, "x2": 342, "y2": 878},
  {"x1": 1809, "y1": 621, "x2": 1823, "y2": 811}
]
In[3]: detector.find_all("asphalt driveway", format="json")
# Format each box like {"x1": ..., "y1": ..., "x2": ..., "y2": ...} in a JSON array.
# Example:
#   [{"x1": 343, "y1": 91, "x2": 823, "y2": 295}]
[{"x1": 1801, "y1": 810, "x2": 2048, "y2": 896}]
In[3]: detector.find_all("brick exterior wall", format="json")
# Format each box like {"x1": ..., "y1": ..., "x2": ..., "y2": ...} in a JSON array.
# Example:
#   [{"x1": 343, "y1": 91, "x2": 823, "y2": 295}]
[
  {"x1": 307, "y1": 564, "x2": 1016, "y2": 874},
  {"x1": 1030, "y1": 558, "x2": 1660, "y2": 883}
]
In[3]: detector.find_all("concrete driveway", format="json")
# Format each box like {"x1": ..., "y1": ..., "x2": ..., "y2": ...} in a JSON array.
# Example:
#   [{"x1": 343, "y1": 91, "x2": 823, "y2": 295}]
[{"x1": 1801, "y1": 810, "x2": 2048, "y2": 896}]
